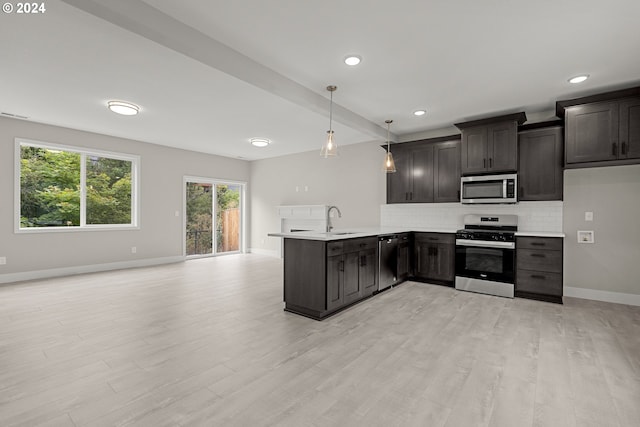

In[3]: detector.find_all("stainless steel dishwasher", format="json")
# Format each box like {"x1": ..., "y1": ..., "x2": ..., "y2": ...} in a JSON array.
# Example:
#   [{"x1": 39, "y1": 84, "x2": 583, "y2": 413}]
[{"x1": 378, "y1": 235, "x2": 398, "y2": 291}]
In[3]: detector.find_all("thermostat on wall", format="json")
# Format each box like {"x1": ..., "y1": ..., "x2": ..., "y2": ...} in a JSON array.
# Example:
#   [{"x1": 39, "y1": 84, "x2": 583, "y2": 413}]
[{"x1": 577, "y1": 230, "x2": 594, "y2": 244}]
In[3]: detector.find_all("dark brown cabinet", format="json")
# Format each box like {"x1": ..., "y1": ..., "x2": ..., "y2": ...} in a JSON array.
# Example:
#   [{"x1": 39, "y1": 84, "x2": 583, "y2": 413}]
[
  {"x1": 386, "y1": 137, "x2": 461, "y2": 204},
  {"x1": 558, "y1": 87, "x2": 640, "y2": 167},
  {"x1": 456, "y1": 113, "x2": 526, "y2": 175},
  {"x1": 326, "y1": 237, "x2": 378, "y2": 311},
  {"x1": 516, "y1": 236, "x2": 563, "y2": 304},
  {"x1": 518, "y1": 126, "x2": 563, "y2": 201},
  {"x1": 413, "y1": 233, "x2": 455, "y2": 284},
  {"x1": 397, "y1": 233, "x2": 411, "y2": 282}
]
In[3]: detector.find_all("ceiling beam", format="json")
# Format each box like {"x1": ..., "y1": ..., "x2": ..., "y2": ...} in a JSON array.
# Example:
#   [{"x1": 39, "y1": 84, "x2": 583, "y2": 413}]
[{"x1": 60, "y1": 0, "x2": 395, "y2": 141}]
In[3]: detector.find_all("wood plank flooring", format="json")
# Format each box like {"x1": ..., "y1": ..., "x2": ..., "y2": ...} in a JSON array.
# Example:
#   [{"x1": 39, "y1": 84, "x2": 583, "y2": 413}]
[{"x1": 1, "y1": 254, "x2": 639, "y2": 426}]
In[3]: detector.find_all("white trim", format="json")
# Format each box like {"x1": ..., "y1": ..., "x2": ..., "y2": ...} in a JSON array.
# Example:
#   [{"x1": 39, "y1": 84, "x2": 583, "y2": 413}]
[
  {"x1": 0, "y1": 256, "x2": 185, "y2": 285},
  {"x1": 248, "y1": 248, "x2": 280, "y2": 258},
  {"x1": 15, "y1": 138, "x2": 141, "y2": 232},
  {"x1": 564, "y1": 286, "x2": 640, "y2": 307}
]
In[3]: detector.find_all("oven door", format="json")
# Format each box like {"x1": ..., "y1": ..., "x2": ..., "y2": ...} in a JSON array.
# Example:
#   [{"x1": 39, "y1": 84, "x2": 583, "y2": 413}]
[{"x1": 455, "y1": 240, "x2": 515, "y2": 284}]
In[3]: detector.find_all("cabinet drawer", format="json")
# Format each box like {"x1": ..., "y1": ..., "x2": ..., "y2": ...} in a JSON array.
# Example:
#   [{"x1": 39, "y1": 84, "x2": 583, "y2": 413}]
[
  {"x1": 517, "y1": 270, "x2": 562, "y2": 296},
  {"x1": 414, "y1": 233, "x2": 454, "y2": 244},
  {"x1": 517, "y1": 249, "x2": 562, "y2": 273},
  {"x1": 327, "y1": 241, "x2": 344, "y2": 256},
  {"x1": 344, "y1": 237, "x2": 377, "y2": 253},
  {"x1": 517, "y1": 237, "x2": 563, "y2": 251}
]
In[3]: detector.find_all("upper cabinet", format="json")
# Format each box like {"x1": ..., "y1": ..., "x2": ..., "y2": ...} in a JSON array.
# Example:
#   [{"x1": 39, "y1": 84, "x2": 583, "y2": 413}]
[
  {"x1": 455, "y1": 112, "x2": 527, "y2": 175},
  {"x1": 557, "y1": 87, "x2": 640, "y2": 168},
  {"x1": 386, "y1": 137, "x2": 461, "y2": 204},
  {"x1": 518, "y1": 125, "x2": 563, "y2": 201}
]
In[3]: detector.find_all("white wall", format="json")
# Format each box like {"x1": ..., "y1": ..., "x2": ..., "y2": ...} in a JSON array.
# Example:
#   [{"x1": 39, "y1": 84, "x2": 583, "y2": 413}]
[
  {"x1": 0, "y1": 117, "x2": 250, "y2": 282},
  {"x1": 563, "y1": 165, "x2": 640, "y2": 303},
  {"x1": 249, "y1": 141, "x2": 387, "y2": 256}
]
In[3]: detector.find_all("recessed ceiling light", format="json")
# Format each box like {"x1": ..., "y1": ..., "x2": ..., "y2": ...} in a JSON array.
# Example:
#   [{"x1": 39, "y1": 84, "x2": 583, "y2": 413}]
[
  {"x1": 344, "y1": 55, "x2": 361, "y2": 66},
  {"x1": 107, "y1": 101, "x2": 140, "y2": 116},
  {"x1": 568, "y1": 75, "x2": 589, "y2": 84},
  {"x1": 413, "y1": 109, "x2": 427, "y2": 116},
  {"x1": 250, "y1": 138, "x2": 270, "y2": 147}
]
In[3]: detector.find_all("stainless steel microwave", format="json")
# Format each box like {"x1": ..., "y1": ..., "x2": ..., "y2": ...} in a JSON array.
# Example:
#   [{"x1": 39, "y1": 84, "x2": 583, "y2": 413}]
[{"x1": 460, "y1": 173, "x2": 517, "y2": 204}]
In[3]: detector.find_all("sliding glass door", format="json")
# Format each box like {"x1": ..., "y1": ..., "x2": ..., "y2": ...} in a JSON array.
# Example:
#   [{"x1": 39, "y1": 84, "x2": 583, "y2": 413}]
[{"x1": 185, "y1": 178, "x2": 244, "y2": 257}]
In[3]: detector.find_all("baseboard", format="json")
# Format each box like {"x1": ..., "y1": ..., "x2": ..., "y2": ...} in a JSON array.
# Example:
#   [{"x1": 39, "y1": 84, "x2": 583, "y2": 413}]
[
  {"x1": 564, "y1": 286, "x2": 640, "y2": 307},
  {"x1": 0, "y1": 256, "x2": 185, "y2": 285},
  {"x1": 248, "y1": 247, "x2": 280, "y2": 258}
]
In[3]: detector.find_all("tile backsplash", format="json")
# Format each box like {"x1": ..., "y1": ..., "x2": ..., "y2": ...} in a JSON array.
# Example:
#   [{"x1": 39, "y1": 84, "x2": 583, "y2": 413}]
[{"x1": 380, "y1": 201, "x2": 563, "y2": 232}]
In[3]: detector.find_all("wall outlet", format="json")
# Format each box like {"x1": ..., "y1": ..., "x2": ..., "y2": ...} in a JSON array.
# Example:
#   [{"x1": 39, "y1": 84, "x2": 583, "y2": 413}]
[
  {"x1": 131, "y1": 246, "x2": 137, "y2": 254},
  {"x1": 175, "y1": 210, "x2": 180, "y2": 217},
  {"x1": 585, "y1": 211, "x2": 593, "y2": 221},
  {"x1": 0, "y1": 257, "x2": 6, "y2": 265},
  {"x1": 577, "y1": 230, "x2": 594, "y2": 244}
]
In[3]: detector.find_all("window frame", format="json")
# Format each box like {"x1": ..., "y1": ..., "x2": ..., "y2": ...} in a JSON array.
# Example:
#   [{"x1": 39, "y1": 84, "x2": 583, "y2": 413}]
[{"x1": 15, "y1": 138, "x2": 140, "y2": 233}]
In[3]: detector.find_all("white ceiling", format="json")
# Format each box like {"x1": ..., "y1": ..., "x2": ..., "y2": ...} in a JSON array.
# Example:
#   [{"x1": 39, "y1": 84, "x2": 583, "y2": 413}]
[{"x1": 1, "y1": 0, "x2": 639, "y2": 160}]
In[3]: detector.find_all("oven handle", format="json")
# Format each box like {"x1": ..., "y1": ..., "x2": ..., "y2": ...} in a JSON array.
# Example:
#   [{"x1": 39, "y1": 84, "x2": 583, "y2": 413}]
[{"x1": 455, "y1": 239, "x2": 515, "y2": 249}]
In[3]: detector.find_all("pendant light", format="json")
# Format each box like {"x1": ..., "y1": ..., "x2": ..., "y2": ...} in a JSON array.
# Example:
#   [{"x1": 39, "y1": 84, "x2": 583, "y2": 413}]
[
  {"x1": 383, "y1": 119, "x2": 396, "y2": 173},
  {"x1": 320, "y1": 85, "x2": 338, "y2": 157}
]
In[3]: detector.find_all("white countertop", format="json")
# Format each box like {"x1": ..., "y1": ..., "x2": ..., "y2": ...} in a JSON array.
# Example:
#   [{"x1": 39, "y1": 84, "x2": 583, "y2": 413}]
[
  {"x1": 269, "y1": 227, "x2": 565, "y2": 241},
  {"x1": 268, "y1": 227, "x2": 458, "y2": 241},
  {"x1": 515, "y1": 231, "x2": 565, "y2": 238}
]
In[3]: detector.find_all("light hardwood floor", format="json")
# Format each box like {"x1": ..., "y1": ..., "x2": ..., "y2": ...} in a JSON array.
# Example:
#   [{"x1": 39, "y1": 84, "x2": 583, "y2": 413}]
[{"x1": 1, "y1": 254, "x2": 639, "y2": 426}]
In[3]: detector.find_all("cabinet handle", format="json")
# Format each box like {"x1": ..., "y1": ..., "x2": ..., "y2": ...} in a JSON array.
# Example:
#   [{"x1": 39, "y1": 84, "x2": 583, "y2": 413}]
[
  {"x1": 416, "y1": 247, "x2": 421, "y2": 272},
  {"x1": 360, "y1": 255, "x2": 366, "y2": 267},
  {"x1": 483, "y1": 158, "x2": 486, "y2": 168},
  {"x1": 339, "y1": 260, "x2": 344, "y2": 272},
  {"x1": 457, "y1": 190, "x2": 460, "y2": 200},
  {"x1": 489, "y1": 158, "x2": 493, "y2": 168},
  {"x1": 621, "y1": 141, "x2": 627, "y2": 155},
  {"x1": 531, "y1": 253, "x2": 546, "y2": 258},
  {"x1": 428, "y1": 237, "x2": 438, "y2": 241},
  {"x1": 612, "y1": 142, "x2": 618, "y2": 156},
  {"x1": 531, "y1": 274, "x2": 546, "y2": 280},
  {"x1": 531, "y1": 242, "x2": 546, "y2": 246},
  {"x1": 410, "y1": 192, "x2": 413, "y2": 200}
]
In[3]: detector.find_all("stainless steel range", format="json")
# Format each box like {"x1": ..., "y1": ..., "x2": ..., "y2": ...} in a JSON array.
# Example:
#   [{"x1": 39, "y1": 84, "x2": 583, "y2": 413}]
[{"x1": 455, "y1": 214, "x2": 517, "y2": 298}]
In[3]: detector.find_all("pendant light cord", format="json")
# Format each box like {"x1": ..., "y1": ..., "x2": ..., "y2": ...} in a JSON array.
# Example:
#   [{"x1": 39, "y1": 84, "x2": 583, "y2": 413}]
[{"x1": 329, "y1": 90, "x2": 333, "y2": 133}]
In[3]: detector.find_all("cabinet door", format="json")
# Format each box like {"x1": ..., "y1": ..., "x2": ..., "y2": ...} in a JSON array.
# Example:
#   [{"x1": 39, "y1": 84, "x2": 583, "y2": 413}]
[
  {"x1": 488, "y1": 121, "x2": 518, "y2": 172},
  {"x1": 343, "y1": 252, "x2": 362, "y2": 305},
  {"x1": 461, "y1": 126, "x2": 488, "y2": 174},
  {"x1": 409, "y1": 145, "x2": 434, "y2": 202},
  {"x1": 326, "y1": 255, "x2": 344, "y2": 311},
  {"x1": 619, "y1": 98, "x2": 640, "y2": 159},
  {"x1": 566, "y1": 102, "x2": 619, "y2": 163},
  {"x1": 434, "y1": 140, "x2": 461, "y2": 202},
  {"x1": 386, "y1": 147, "x2": 412, "y2": 203},
  {"x1": 432, "y1": 243, "x2": 455, "y2": 282},
  {"x1": 360, "y1": 248, "x2": 378, "y2": 297},
  {"x1": 414, "y1": 241, "x2": 433, "y2": 280},
  {"x1": 397, "y1": 240, "x2": 410, "y2": 281},
  {"x1": 518, "y1": 127, "x2": 563, "y2": 201}
]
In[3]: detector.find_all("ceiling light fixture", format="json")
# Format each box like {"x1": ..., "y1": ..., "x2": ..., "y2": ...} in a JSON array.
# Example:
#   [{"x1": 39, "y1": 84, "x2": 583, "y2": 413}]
[
  {"x1": 250, "y1": 138, "x2": 270, "y2": 147},
  {"x1": 568, "y1": 75, "x2": 589, "y2": 84},
  {"x1": 320, "y1": 85, "x2": 338, "y2": 158},
  {"x1": 344, "y1": 55, "x2": 361, "y2": 66},
  {"x1": 383, "y1": 119, "x2": 396, "y2": 173},
  {"x1": 107, "y1": 100, "x2": 140, "y2": 116},
  {"x1": 413, "y1": 109, "x2": 427, "y2": 116}
]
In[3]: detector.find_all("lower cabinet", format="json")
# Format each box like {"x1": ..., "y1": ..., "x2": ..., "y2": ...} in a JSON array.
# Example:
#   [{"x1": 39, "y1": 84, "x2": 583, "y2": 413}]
[
  {"x1": 413, "y1": 233, "x2": 455, "y2": 285},
  {"x1": 284, "y1": 237, "x2": 378, "y2": 320},
  {"x1": 397, "y1": 233, "x2": 411, "y2": 282},
  {"x1": 516, "y1": 236, "x2": 563, "y2": 303}
]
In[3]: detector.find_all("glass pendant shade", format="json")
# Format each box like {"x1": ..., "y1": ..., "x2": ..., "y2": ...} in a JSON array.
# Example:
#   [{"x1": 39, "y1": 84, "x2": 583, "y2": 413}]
[
  {"x1": 383, "y1": 119, "x2": 396, "y2": 173},
  {"x1": 321, "y1": 85, "x2": 338, "y2": 157},
  {"x1": 384, "y1": 151, "x2": 396, "y2": 173},
  {"x1": 321, "y1": 130, "x2": 337, "y2": 157}
]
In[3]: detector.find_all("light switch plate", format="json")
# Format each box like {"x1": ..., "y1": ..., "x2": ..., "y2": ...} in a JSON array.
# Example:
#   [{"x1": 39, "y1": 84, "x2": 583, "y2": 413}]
[
  {"x1": 0, "y1": 256, "x2": 6, "y2": 265},
  {"x1": 585, "y1": 211, "x2": 593, "y2": 221}
]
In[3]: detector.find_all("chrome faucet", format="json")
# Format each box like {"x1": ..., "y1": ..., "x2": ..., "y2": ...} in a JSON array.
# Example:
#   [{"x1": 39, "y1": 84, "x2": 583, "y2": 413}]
[{"x1": 326, "y1": 206, "x2": 342, "y2": 232}]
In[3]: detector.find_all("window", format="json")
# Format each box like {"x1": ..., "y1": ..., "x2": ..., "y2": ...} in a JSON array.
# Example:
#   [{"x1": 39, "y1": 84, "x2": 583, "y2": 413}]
[{"x1": 16, "y1": 139, "x2": 139, "y2": 231}]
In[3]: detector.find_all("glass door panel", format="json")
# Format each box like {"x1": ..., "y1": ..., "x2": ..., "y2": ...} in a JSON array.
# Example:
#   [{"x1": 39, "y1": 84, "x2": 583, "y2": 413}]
[
  {"x1": 216, "y1": 184, "x2": 241, "y2": 253},
  {"x1": 186, "y1": 182, "x2": 213, "y2": 256}
]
